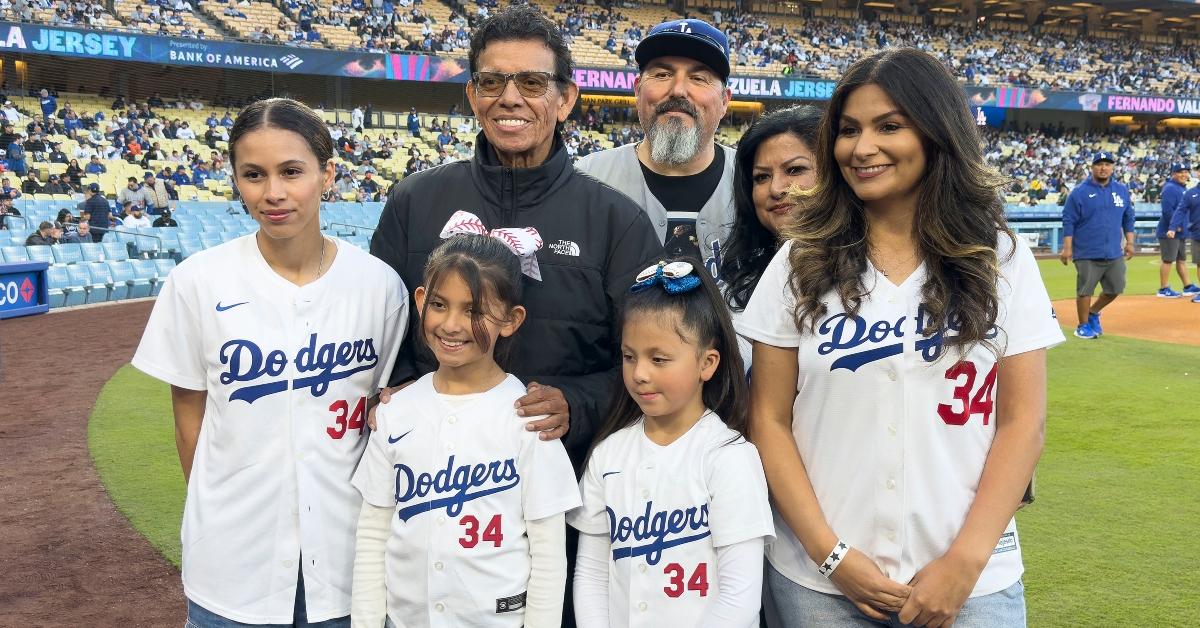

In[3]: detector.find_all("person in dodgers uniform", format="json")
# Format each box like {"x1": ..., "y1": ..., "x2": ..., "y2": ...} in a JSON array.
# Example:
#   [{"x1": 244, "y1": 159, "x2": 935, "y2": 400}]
[
  {"x1": 569, "y1": 261, "x2": 775, "y2": 628},
  {"x1": 738, "y1": 50, "x2": 1064, "y2": 628},
  {"x1": 132, "y1": 98, "x2": 407, "y2": 627},
  {"x1": 351, "y1": 220, "x2": 581, "y2": 628}
]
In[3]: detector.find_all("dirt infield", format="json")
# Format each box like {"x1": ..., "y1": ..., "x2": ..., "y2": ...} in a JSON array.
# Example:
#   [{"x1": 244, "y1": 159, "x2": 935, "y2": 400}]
[
  {"x1": 1052, "y1": 295, "x2": 1200, "y2": 346},
  {"x1": 0, "y1": 301, "x2": 185, "y2": 627}
]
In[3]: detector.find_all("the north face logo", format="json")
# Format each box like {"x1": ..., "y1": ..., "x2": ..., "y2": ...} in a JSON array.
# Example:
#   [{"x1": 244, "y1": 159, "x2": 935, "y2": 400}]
[{"x1": 550, "y1": 240, "x2": 580, "y2": 256}]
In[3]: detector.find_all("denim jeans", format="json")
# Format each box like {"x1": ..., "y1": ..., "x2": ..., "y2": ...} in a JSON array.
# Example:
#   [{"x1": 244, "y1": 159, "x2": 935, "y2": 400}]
[
  {"x1": 184, "y1": 566, "x2": 350, "y2": 628},
  {"x1": 766, "y1": 562, "x2": 1026, "y2": 627}
]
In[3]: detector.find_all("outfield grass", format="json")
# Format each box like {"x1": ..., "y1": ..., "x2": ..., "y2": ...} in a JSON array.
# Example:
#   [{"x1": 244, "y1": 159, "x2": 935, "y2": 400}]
[
  {"x1": 90, "y1": 326, "x2": 1200, "y2": 624},
  {"x1": 88, "y1": 365, "x2": 185, "y2": 568},
  {"x1": 1038, "y1": 254, "x2": 1172, "y2": 301}
]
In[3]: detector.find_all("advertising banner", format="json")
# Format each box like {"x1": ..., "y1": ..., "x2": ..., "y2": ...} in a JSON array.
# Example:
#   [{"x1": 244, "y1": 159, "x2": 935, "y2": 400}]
[{"x1": 1, "y1": 21, "x2": 1197, "y2": 117}]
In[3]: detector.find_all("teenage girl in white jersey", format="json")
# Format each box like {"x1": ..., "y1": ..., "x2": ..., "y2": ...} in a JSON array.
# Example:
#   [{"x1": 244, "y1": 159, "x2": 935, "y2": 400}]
[
  {"x1": 569, "y1": 259, "x2": 775, "y2": 628},
  {"x1": 737, "y1": 49, "x2": 1064, "y2": 627},
  {"x1": 351, "y1": 214, "x2": 580, "y2": 628},
  {"x1": 133, "y1": 98, "x2": 407, "y2": 627}
]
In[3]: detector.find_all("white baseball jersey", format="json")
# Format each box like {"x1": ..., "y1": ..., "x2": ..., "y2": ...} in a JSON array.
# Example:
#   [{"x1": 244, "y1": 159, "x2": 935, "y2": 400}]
[
  {"x1": 351, "y1": 373, "x2": 581, "y2": 628},
  {"x1": 131, "y1": 234, "x2": 406, "y2": 623},
  {"x1": 566, "y1": 412, "x2": 775, "y2": 628},
  {"x1": 736, "y1": 235, "x2": 1064, "y2": 597}
]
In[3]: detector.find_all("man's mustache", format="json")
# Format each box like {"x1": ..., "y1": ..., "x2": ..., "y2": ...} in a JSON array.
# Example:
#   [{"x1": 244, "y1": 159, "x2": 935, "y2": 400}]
[{"x1": 654, "y1": 98, "x2": 698, "y2": 118}]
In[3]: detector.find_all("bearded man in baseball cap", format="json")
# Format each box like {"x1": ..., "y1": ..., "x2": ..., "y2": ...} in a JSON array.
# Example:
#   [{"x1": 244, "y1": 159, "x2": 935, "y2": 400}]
[{"x1": 576, "y1": 18, "x2": 734, "y2": 277}]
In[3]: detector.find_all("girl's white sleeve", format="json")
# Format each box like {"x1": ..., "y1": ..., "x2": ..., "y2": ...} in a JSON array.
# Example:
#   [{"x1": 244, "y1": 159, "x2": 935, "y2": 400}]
[
  {"x1": 572, "y1": 531, "x2": 611, "y2": 628},
  {"x1": 351, "y1": 502, "x2": 391, "y2": 628},
  {"x1": 523, "y1": 513, "x2": 566, "y2": 628},
  {"x1": 697, "y1": 537, "x2": 766, "y2": 628}
]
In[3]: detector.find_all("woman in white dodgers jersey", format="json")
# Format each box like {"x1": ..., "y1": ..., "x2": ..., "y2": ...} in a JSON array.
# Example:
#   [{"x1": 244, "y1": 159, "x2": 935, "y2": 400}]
[
  {"x1": 738, "y1": 49, "x2": 1064, "y2": 628},
  {"x1": 350, "y1": 220, "x2": 581, "y2": 628},
  {"x1": 132, "y1": 98, "x2": 407, "y2": 627},
  {"x1": 568, "y1": 260, "x2": 775, "y2": 628}
]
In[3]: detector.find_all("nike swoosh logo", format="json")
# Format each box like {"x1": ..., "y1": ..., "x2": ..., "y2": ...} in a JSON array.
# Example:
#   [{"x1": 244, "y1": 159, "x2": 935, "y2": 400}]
[
  {"x1": 1088, "y1": 194, "x2": 1097, "y2": 198},
  {"x1": 215, "y1": 301, "x2": 249, "y2": 312},
  {"x1": 388, "y1": 429, "x2": 413, "y2": 444},
  {"x1": 602, "y1": 471, "x2": 621, "y2": 478}
]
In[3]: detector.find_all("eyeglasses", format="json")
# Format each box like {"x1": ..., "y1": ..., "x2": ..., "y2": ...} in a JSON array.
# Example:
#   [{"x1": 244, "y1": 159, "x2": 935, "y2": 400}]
[{"x1": 471, "y1": 72, "x2": 560, "y2": 98}]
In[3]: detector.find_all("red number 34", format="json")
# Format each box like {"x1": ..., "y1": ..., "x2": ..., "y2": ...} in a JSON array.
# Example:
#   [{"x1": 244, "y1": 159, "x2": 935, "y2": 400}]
[{"x1": 937, "y1": 361, "x2": 998, "y2": 426}]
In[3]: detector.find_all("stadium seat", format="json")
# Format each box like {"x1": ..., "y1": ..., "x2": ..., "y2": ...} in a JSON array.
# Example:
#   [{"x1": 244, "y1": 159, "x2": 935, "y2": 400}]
[
  {"x1": 88, "y1": 262, "x2": 123, "y2": 301},
  {"x1": 199, "y1": 234, "x2": 223, "y2": 250},
  {"x1": 130, "y1": 259, "x2": 161, "y2": 296},
  {"x1": 101, "y1": 241, "x2": 129, "y2": 261},
  {"x1": 67, "y1": 264, "x2": 106, "y2": 304},
  {"x1": 179, "y1": 240, "x2": 205, "y2": 259},
  {"x1": 26, "y1": 245, "x2": 54, "y2": 265},
  {"x1": 80, "y1": 242, "x2": 105, "y2": 262},
  {"x1": 153, "y1": 258, "x2": 178, "y2": 280},
  {"x1": 52, "y1": 243, "x2": 84, "y2": 265},
  {"x1": 108, "y1": 260, "x2": 151, "y2": 299},
  {"x1": 46, "y1": 265, "x2": 76, "y2": 308},
  {"x1": 1, "y1": 246, "x2": 29, "y2": 262}
]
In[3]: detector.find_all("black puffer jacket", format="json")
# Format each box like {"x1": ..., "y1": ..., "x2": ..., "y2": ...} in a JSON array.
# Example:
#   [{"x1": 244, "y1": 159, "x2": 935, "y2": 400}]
[{"x1": 371, "y1": 133, "x2": 663, "y2": 465}]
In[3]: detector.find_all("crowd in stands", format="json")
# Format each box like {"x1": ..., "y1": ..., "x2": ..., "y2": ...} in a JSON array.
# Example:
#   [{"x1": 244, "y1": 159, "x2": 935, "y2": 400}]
[
  {"x1": 983, "y1": 125, "x2": 1200, "y2": 206},
  {"x1": 6, "y1": 0, "x2": 1200, "y2": 97}
]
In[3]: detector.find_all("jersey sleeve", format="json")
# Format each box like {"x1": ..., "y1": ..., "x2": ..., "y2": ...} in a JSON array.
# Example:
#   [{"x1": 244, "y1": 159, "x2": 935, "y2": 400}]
[
  {"x1": 373, "y1": 271, "x2": 409, "y2": 392},
  {"x1": 130, "y1": 270, "x2": 207, "y2": 390},
  {"x1": 565, "y1": 447, "x2": 609, "y2": 536},
  {"x1": 351, "y1": 408, "x2": 399, "y2": 509},
  {"x1": 997, "y1": 238, "x2": 1066, "y2": 358},
  {"x1": 734, "y1": 241, "x2": 801, "y2": 348},
  {"x1": 518, "y1": 416, "x2": 583, "y2": 521},
  {"x1": 704, "y1": 439, "x2": 775, "y2": 548}
]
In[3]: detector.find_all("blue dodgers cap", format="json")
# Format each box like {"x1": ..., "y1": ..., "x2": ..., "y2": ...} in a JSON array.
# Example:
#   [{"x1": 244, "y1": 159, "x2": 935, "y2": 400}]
[
  {"x1": 1092, "y1": 151, "x2": 1115, "y2": 164},
  {"x1": 1170, "y1": 162, "x2": 1189, "y2": 173},
  {"x1": 635, "y1": 19, "x2": 730, "y2": 80}
]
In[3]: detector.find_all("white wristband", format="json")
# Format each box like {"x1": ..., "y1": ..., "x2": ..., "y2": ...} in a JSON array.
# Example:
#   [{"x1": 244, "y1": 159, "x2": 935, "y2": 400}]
[{"x1": 817, "y1": 540, "x2": 850, "y2": 578}]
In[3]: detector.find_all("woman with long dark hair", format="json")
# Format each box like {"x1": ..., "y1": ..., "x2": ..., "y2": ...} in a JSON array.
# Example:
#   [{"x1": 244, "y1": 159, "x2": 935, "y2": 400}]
[
  {"x1": 720, "y1": 105, "x2": 821, "y2": 369},
  {"x1": 132, "y1": 98, "x2": 407, "y2": 627},
  {"x1": 738, "y1": 49, "x2": 1063, "y2": 627}
]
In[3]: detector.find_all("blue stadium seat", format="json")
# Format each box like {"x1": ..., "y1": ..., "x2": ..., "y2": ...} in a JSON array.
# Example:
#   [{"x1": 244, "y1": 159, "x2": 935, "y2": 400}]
[
  {"x1": 134, "y1": 228, "x2": 162, "y2": 258},
  {"x1": 1, "y1": 246, "x2": 29, "y2": 262},
  {"x1": 158, "y1": 228, "x2": 181, "y2": 253},
  {"x1": 101, "y1": 241, "x2": 129, "y2": 261},
  {"x1": 66, "y1": 264, "x2": 106, "y2": 304},
  {"x1": 108, "y1": 260, "x2": 151, "y2": 299},
  {"x1": 153, "y1": 258, "x2": 178, "y2": 280},
  {"x1": 52, "y1": 242, "x2": 83, "y2": 264},
  {"x1": 26, "y1": 245, "x2": 54, "y2": 264},
  {"x1": 88, "y1": 262, "x2": 122, "y2": 301},
  {"x1": 200, "y1": 234, "x2": 223, "y2": 249},
  {"x1": 46, "y1": 265, "x2": 75, "y2": 307},
  {"x1": 130, "y1": 259, "x2": 161, "y2": 296},
  {"x1": 80, "y1": 242, "x2": 105, "y2": 262},
  {"x1": 179, "y1": 240, "x2": 204, "y2": 259}
]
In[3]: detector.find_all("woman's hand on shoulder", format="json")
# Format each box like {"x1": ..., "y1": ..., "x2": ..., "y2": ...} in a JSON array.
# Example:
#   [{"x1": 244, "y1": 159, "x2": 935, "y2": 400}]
[
  {"x1": 827, "y1": 547, "x2": 912, "y2": 621},
  {"x1": 896, "y1": 550, "x2": 982, "y2": 627}
]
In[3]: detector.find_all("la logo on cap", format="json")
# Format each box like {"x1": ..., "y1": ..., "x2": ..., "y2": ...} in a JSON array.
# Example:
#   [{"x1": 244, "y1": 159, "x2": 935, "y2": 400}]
[{"x1": 678, "y1": 20, "x2": 692, "y2": 33}]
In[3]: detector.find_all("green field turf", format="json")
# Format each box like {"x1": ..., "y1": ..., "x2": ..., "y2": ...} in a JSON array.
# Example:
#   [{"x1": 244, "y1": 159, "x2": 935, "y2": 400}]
[
  {"x1": 1037, "y1": 254, "x2": 1170, "y2": 301},
  {"x1": 89, "y1": 259, "x2": 1200, "y2": 623}
]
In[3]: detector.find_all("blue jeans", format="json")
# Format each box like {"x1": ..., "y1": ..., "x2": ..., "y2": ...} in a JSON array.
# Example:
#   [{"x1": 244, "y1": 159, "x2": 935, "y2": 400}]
[
  {"x1": 766, "y1": 562, "x2": 1026, "y2": 627},
  {"x1": 185, "y1": 566, "x2": 350, "y2": 628}
]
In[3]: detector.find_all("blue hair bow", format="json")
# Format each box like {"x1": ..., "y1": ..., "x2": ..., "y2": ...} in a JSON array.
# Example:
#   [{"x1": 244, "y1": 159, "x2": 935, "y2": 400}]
[{"x1": 631, "y1": 261, "x2": 702, "y2": 294}]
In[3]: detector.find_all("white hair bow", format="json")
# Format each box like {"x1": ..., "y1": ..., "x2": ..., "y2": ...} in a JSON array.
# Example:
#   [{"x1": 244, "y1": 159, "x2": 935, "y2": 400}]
[{"x1": 439, "y1": 210, "x2": 544, "y2": 281}]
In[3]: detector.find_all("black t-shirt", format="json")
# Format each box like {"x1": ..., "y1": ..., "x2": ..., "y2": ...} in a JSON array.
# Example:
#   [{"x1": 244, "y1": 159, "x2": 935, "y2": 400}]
[{"x1": 640, "y1": 147, "x2": 724, "y2": 262}]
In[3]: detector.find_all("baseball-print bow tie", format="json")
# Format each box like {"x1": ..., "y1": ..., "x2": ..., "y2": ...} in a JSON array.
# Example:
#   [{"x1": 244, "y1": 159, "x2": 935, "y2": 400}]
[
  {"x1": 439, "y1": 210, "x2": 544, "y2": 281},
  {"x1": 631, "y1": 261, "x2": 701, "y2": 294}
]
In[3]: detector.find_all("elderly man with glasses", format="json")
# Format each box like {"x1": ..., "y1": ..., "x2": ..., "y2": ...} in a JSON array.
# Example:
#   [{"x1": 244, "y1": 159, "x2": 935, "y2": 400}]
[{"x1": 370, "y1": 5, "x2": 662, "y2": 465}]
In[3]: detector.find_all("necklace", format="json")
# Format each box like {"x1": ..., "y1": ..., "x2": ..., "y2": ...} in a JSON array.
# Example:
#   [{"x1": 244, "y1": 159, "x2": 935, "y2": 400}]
[
  {"x1": 870, "y1": 248, "x2": 918, "y2": 277},
  {"x1": 315, "y1": 236, "x2": 328, "y2": 281}
]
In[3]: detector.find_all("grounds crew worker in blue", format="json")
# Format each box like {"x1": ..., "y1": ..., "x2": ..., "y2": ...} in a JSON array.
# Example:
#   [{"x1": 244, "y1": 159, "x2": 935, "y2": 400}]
[
  {"x1": 1060, "y1": 150, "x2": 1135, "y2": 339},
  {"x1": 1156, "y1": 163, "x2": 1197, "y2": 297},
  {"x1": 1167, "y1": 165, "x2": 1200, "y2": 303}
]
